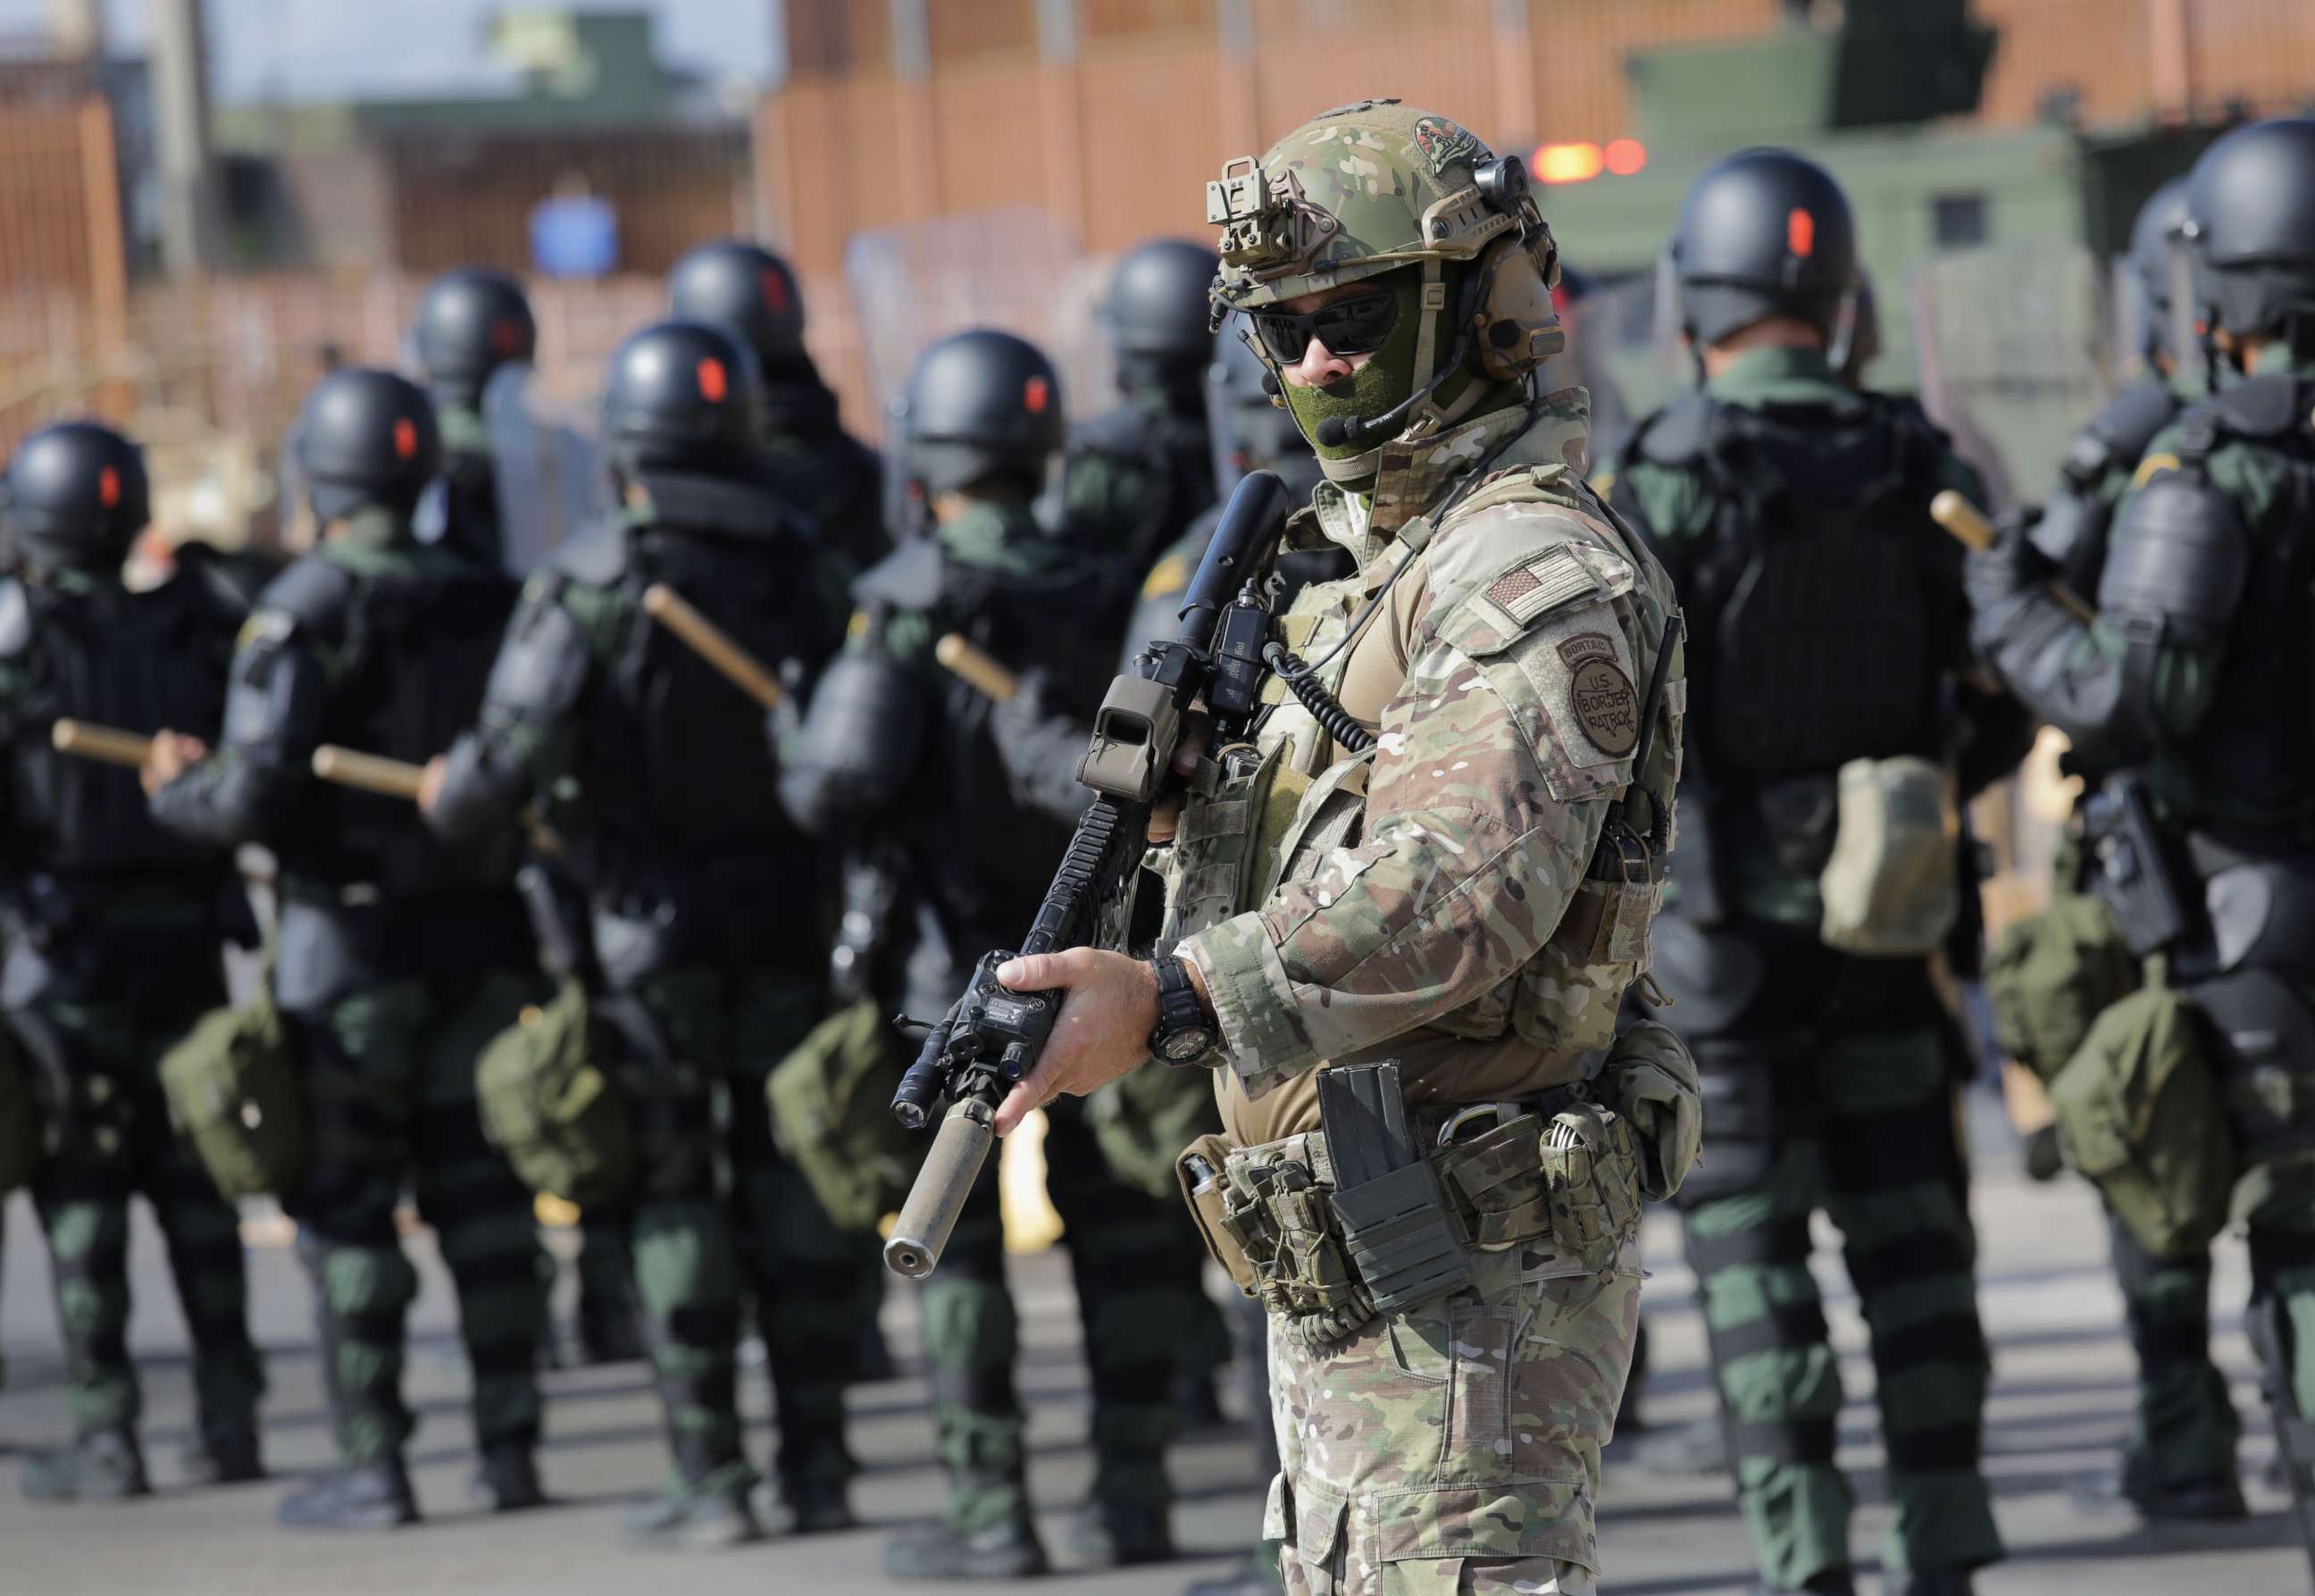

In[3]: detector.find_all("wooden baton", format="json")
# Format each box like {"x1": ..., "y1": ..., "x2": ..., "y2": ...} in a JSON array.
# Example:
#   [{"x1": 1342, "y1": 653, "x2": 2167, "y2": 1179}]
[
  {"x1": 1930, "y1": 490, "x2": 2099, "y2": 625},
  {"x1": 934, "y1": 633, "x2": 1020, "y2": 704},
  {"x1": 51, "y1": 718, "x2": 155, "y2": 769},
  {"x1": 641, "y1": 583, "x2": 785, "y2": 710},
  {"x1": 312, "y1": 745, "x2": 427, "y2": 802}
]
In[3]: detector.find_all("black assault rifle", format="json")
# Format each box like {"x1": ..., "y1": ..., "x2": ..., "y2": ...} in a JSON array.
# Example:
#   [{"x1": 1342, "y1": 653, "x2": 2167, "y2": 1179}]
[{"x1": 882, "y1": 469, "x2": 1293, "y2": 1278}]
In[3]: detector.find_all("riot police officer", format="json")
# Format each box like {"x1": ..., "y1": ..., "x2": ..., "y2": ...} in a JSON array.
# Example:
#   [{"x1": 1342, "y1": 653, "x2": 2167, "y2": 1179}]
[
  {"x1": 411, "y1": 267, "x2": 536, "y2": 569},
  {"x1": 146, "y1": 369, "x2": 550, "y2": 1529},
  {"x1": 0, "y1": 422, "x2": 265, "y2": 1500},
  {"x1": 1059, "y1": 238, "x2": 1221, "y2": 599},
  {"x1": 783, "y1": 329, "x2": 1186, "y2": 1578},
  {"x1": 669, "y1": 238, "x2": 886, "y2": 572},
  {"x1": 1608, "y1": 149, "x2": 2016, "y2": 1596},
  {"x1": 1968, "y1": 116, "x2": 2315, "y2": 1552},
  {"x1": 422, "y1": 319, "x2": 862, "y2": 1548}
]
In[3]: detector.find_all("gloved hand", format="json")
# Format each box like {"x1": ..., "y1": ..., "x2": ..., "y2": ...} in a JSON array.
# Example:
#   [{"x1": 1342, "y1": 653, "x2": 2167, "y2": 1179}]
[{"x1": 1963, "y1": 504, "x2": 2057, "y2": 615}]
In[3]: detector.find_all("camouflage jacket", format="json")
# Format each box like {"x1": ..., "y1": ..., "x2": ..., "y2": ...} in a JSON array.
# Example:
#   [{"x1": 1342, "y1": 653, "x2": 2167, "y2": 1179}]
[{"x1": 1166, "y1": 389, "x2": 1684, "y2": 1144}]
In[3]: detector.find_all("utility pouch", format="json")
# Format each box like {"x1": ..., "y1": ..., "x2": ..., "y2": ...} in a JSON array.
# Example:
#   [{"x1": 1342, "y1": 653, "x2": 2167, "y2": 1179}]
[
  {"x1": 474, "y1": 977, "x2": 634, "y2": 1208},
  {"x1": 2049, "y1": 973, "x2": 2235, "y2": 1257},
  {"x1": 1985, "y1": 892, "x2": 2141, "y2": 1082},
  {"x1": 2085, "y1": 773, "x2": 2194, "y2": 956},
  {"x1": 1595, "y1": 1020, "x2": 1704, "y2": 1202},
  {"x1": 0, "y1": 1018, "x2": 37, "y2": 1194},
  {"x1": 160, "y1": 980, "x2": 305, "y2": 1200},
  {"x1": 1319, "y1": 1062, "x2": 1475, "y2": 1315},
  {"x1": 1550, "y1": 819, "x2": 1664, "y2": 965},
  {"x1": 1177, "y1": 1132, "x2": 1259, "y2": 1295},
  {"x1": 1818, "y1": 755, "x2": 1960, "y2": 957},
  {"x1": 1538, "y1": 1099, "x2": 1644, "y2": 1269},
  {"x1": 767, "y1": 996, "x2": 918, "y2": 1231}
]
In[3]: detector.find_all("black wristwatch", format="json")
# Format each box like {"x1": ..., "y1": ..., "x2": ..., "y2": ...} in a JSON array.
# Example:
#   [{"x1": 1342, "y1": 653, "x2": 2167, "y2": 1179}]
[{"x1": 1149, "y1": 952, "x2": 1217, "y2": 1065}]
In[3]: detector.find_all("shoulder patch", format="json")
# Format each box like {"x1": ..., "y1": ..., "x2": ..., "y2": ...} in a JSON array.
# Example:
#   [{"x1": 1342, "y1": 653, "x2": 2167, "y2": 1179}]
[
  {"x1": 2132, "y1": 450, "x2": 2182, "y2": 489},
  {"x1": 1437, "y1": 538, "x2": 1637, "y2": 659},
  {"x1": 1558, "y1": 631, "x2": 1640, "y2": 756},
  {"x1": 1141, "y1": 551, "x2": 1193, "y2": 601}
]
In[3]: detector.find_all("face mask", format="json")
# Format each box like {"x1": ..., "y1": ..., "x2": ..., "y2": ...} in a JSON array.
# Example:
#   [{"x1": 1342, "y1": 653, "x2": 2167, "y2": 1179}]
[{"x1": 1276, "y1": 270, "x2": 1430, "y2": 464}]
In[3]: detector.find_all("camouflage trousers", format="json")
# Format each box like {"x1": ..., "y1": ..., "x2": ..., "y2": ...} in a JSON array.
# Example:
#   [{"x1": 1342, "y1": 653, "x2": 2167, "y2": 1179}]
[
  {"x1": 602, "y1": 965, "x2": 867, "y2": 1499},
  {"x1": 1264, "y1": 1241, "x2": 1640, "y2": 1595},
  {"x1": 281, "y1": 967, "x2": 550, "y2": 1464},
  {"x1": 8, "y1": 979, "x2": 264, "y2": 1450},
  {"x1": 1680, "y1": 1022, "x2": 2002, "y2": 1588},
  {"x1": 923, "y1": 1095, "x2": 1199, "y2": 1530}
]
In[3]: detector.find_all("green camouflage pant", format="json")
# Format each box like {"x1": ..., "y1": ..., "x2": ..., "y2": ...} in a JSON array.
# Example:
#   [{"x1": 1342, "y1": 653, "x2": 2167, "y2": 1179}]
[
  {"x1": 9, "y1": 988, "x2": 263, "y2": 1449},
  {"x1": 283, "y1": 969, "x2": 549, "y2": 1464},
  {"x1": 922, "y1": 1096, "x2": 1198, "y2": 1530},
  {"x1": 1265, "y1": 1241, "x2": 1638, "y2": 1595},
  {"x1": 610, "y1": 965, "x2": 864, "y2": 1497},
  {"x1": 1681, "y1": 1024, "x2": 2001, "y2": 1588}
]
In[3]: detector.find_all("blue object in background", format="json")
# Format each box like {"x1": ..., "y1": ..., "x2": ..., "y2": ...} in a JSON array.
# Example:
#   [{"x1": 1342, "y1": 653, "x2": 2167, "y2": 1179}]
[{"x1": 531, "y1": 194, "x2": 618, "y2": 280}]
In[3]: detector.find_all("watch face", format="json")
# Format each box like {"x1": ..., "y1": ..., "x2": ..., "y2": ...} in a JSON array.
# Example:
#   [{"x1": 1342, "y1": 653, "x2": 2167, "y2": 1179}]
[{"x1": 1159, "y1": 1025, "x2": 1216, "y2": 1063}]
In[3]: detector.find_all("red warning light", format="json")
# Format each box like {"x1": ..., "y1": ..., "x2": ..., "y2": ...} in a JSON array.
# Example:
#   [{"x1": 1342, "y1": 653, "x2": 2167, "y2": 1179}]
[
  {"x1": 98, "y1": 465, "x2": 120, "y2": 507},
  {"x1": 1788, "y1": 207, "x2": 1816, "y2": 259},
  {"x1": 698, "y1": 358, "x2": 728, "y2": 401},
  {"x1": 761, "y1": 269, "x2": 790, "y2": 313},
  {"x1": 393, "y1": 418, "x2": 418, "y2": 459},
  {"x1": 1603, "y1": 138, "x2": 1648, "y2": 177},
  {"x1": 1533, "y1": 142, "x2": 1605, "y2": 185},
  {"x1": 1024, "y1": 375, "x2": 1050, "y2": 414}
]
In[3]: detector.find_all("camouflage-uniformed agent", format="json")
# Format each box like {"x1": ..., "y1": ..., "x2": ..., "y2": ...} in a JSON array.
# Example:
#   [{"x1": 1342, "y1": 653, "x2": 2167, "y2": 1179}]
[
  {"x1": 0, "y1": 423, "x2": 265, "y2": 1500},
  {"x1": 670, "y1": 238, "x2": 886, "y2": 573},
  {"x1": 783, "y1": 329, "x2": 1189, "y2": 1579},
  {"x1": 423, "y1": 319, "x2": 861, "y2": 1548},
  {"x1": 1968, "y1": 117, "x2": 2315, "y2": 1543},
  {"x1": 1060, "y1": 238, "x2": 1222, "y2": 596},
  {"x1": 978, "y1": 101, "x2": 1692, "y2": 1596},
  {"x1": 412, "y1": 267, "x2": 535, "y2": 569},
  {"x1": 1606, "y1": 150, "x2": 2015, "y2": 1596},
  {"x1": 146, "y1": 369, "x2": 550, "y2": 1528}
]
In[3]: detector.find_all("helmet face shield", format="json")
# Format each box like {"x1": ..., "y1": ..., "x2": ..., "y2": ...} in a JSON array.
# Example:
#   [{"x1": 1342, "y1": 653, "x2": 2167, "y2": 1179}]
[{"x1": 2167, "y1": 221, "x2": 2207, "y2": 376}]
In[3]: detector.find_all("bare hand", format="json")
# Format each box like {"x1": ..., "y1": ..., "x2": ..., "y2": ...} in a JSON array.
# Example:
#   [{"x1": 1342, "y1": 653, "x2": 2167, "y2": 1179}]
[
  {"x1": 417, "y1": 754, "x2": 448, "y2": 816},
  {"x1": 1146, "y1": 714, "x2": 1213, "y2": 844},
  {"x1": 990, "y1": 948, "x2": 1160, "y2": 1136},
  {"x1": 140, "y1": 730, "x2": 207, "y2": 796}
]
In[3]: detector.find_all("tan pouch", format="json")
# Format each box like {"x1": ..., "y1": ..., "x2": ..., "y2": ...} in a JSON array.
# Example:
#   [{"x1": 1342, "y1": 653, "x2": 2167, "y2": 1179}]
[
  {"x1": 1176, "y1": 1132, "x2": 1259, "y2": 1296},
  {"x1": 1539, "y1": 1100, "x2": 1643, "y2": 1269},
  {"x1": 1819, "y1": 755, "x2": 1960, "y2": 957}
]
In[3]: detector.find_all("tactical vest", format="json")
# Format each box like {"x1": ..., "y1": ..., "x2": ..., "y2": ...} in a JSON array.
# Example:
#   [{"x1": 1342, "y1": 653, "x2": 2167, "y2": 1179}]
[
  {"x1": 911, "y1": 546, "x2": 1117, "y2": 944},
  {"x1": 2, "y1": 575, "x2": 238, "y2": 878},
  {"x1": 266, "y1": 553, "x2": 519, "y2": 896},
  {"x1": 2161, "y1": 375, "x2": 2315, "y2": 825},
  {"x1": 1659, "y1": 395, "x2": 1956, "y2": 777},
  {"x1": 573, "y1": 520, "x2": 832, "y2": 904}
]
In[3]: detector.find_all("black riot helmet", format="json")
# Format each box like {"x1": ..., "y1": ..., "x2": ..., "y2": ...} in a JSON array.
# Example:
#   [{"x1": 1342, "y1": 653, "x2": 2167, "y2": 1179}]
[
  {"x1": 2185, "y1": 118, "x2": 2315, "y2": 345},
  {"x1": 1102, "y1": 238, "x2": 1220, "y2": 391},
  {"x1": 600, "y1": 318, "x2": 765, "y2": 477},
  {"x1": 890, "y1": 329, "x2": 1065, "y2": 496},
  {"x1": 293, "y1": 368, "x2": 441, "y2": 523},
  {"x1": 1668, "y1": 147, "x2": 1858, "y2": 348},
  {"x1": 4, "y1": 421, "x2": 150, "y2": 573},
  {"x1": 1208, "y1": 322, "x2": 1321, "y2": 502},
  {"x1": 412, "y1": 268, "x2": 536, "y2": 409},
  {"x1": 668, "y1": 239, "x2": 808, "y2": 375}
]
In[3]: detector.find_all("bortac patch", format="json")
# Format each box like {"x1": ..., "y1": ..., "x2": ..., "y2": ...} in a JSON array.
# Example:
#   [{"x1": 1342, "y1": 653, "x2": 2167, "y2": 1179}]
[
  {"x1": 1411, "y1": 116, "x2": 1482, "y2": 177},
  {"x1": 1559, "y1": 632, "x2": 1639, "y2": 756}
]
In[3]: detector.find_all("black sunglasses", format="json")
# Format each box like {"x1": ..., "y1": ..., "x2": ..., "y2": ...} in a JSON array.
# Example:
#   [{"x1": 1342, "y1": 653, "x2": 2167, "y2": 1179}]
[{"x1": 1248, "y1": 288, "x2": 1400, "y2": 363}]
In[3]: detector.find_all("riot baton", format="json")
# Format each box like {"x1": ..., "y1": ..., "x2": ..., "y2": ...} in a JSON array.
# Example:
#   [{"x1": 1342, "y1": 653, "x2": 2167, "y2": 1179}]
[
  {"x1": 641, "y1": 583, "x2": 785, "y2": 710},
  {"x1": 311, "y1": 745, "x2": 427, "y2": 801},
  {"x1": 933, "y1": 634, "x2": 1019, "y2": 703},
  {"x1": 50, "y1": 718, "x2": 153, "y2": 768},
  {"x1": 1930, "y1": 490, "x2": 2098, "y2": 625}
]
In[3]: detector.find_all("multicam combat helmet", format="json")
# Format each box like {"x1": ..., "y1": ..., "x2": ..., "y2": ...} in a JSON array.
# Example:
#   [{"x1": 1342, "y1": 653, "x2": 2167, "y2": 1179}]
[{"x1": 1206, "y1": 99, "x2": 1563, "y2": 480}]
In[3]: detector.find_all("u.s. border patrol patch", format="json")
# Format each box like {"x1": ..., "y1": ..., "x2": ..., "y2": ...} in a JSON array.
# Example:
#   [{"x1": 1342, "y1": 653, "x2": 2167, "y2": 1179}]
[
  {"x1": 1559, "y1": 632, "x2": 1639, "y2": 756},
  {"x1": 1411, "y1": 116, "x2": 1482, "y2": 176}
]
